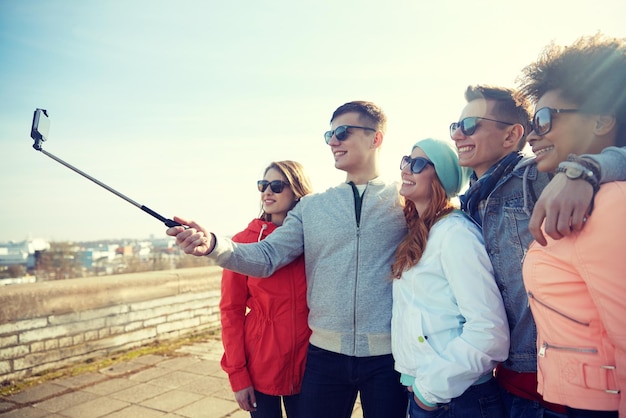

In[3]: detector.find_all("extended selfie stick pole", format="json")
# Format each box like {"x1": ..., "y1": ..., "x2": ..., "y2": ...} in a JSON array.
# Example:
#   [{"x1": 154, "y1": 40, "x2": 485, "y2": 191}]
[
  {"x1": 29, "y1": 108, "x2": 182, "y2": 228},
  {"x1": 33, "y1": 147, "x2": 182, "y2": 228}
]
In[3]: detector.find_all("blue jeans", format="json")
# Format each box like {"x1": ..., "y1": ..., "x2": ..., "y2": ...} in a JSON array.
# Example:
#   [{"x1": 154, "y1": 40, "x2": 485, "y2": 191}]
[
  {"x1": 499, "y1": 387, "x2": 567, "y2": 418},
  {"x1": 251, "y1": 390, "x2": 300, "y2": 418},
  {"x1": 565, "y1": 406, "x2": 617, "y2": 418},
  {"x1": 408, "y1": 377, "x2": 506, "y2": 418},
  {"x1": 299, "y1": 344, "x2": 407, "y2": 418}
]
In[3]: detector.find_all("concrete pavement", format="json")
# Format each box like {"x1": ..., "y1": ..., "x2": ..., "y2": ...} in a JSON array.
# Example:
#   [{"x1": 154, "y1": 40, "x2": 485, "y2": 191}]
[{"x1": 0, "y1": 337, "x2": 363, "y2": 418}]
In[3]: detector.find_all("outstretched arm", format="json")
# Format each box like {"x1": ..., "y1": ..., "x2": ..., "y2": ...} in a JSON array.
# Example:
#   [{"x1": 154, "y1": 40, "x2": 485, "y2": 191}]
[{"x1": 166, "y1": 216, "x2": 215, "y2": 256}]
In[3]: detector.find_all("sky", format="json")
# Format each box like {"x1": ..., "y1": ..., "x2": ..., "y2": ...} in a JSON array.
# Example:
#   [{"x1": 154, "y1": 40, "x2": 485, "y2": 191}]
[{"x1": 1, "y1": 0, "x2": 625, "y2": 242}]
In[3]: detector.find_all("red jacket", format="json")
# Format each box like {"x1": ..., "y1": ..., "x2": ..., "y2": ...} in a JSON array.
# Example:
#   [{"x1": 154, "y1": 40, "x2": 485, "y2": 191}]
[{"x1": 220, "y1": 219, "x2": 310, "y2": 396}]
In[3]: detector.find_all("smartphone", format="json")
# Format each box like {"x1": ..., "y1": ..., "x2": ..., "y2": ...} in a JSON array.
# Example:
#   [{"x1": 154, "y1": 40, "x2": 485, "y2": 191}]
[{"x1": 31, "y1": 108, "x2": 50, "y2": 149}]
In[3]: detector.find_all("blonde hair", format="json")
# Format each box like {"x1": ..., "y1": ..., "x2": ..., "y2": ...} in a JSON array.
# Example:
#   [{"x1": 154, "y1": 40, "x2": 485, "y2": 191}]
[{"x1": 259, "y1": 160, "x2": 313, "y2": 222}]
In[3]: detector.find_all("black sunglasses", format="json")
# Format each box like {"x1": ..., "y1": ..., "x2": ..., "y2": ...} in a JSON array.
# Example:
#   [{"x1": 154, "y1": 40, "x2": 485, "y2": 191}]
[
  {"x1": 400, "y1": 155, "x2": 434, "y2": 174},
  {"x1": 324, "y1": 125, "x2": 376, "y2": 144},
  {"x1": 530, "y1": 107, "x2": 581, "y2": 136},
  {"x1": 449, "y1": 116, "x2": 515, "y2": 138},
  {"x1": 257, "y1": 180, "x2": 290, "y2": 193}
]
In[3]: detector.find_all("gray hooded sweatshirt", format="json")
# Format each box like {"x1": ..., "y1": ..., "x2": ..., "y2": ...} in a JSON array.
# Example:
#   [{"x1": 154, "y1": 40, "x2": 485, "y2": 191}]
[{"x1": 212, "y1": 178, "x2": 407, "y2": 357}]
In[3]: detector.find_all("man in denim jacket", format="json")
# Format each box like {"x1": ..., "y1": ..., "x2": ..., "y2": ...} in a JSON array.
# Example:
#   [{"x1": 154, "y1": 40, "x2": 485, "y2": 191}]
[{"x1": 451, "y1": 85, "x2": 626, "y2": 418}]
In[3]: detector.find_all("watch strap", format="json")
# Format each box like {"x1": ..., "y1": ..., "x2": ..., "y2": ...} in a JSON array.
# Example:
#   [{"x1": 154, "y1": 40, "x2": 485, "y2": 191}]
[{"x1": 557, "y1": 158, "x2": 599, "y2": 191}]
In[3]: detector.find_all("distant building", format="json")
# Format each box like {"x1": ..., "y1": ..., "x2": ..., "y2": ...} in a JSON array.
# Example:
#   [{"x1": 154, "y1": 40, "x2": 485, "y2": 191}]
[
  {"x1": 78, "y1": 244, "x2": 119, "y2": 268},
  {"x1": 0, "y1": 239, "x2": 50, "y2": 269},
  {"x1": 1, "y1": 236, "x2": 182, "y2": 283}
]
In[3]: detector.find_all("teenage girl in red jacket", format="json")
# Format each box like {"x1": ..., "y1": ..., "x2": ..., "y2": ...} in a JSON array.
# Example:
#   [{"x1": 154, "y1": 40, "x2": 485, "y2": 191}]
[{"x1": 220, "y1": 160, "x2": 313, "y2": 417}]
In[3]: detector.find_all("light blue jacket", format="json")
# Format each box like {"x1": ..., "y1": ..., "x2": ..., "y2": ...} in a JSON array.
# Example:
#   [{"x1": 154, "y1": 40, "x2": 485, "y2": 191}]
[
  {"x1": 211, "y1": 179, "x2": 407, "y2": 357},
  {"x1": 392, "y1": 211, "x2": 509, "y2": 405}
]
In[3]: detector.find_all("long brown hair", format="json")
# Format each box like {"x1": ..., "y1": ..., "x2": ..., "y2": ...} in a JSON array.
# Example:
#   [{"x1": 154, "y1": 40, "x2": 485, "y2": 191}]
[
  {"x1": 259, "y1": 160, "x2": 313, "y2": 222},
  {"x1": 391, "y1": 177, "x2": 455, "y2": 279}
]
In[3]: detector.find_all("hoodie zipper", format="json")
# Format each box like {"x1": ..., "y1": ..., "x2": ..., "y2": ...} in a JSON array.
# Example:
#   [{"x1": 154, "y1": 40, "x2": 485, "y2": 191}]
[
  {"x1": 258, "y1": 220, "x2": 298, "y2": 393},
  {"x1": 289, "y1": 260, "x2": 297, "y2": 395},
  {"x1": 348, "y1": 182, "x2": 364, "y2": 355}
]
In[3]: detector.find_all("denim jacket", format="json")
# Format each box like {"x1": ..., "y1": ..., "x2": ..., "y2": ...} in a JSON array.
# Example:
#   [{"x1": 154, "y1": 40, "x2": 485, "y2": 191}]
[{"x1": 478, "y1": 156, "x2": 551, "y2": 372}]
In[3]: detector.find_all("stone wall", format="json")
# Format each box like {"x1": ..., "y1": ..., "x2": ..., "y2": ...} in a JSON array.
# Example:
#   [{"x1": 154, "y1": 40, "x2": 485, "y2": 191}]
[{"x1": 0, "y1": 266, "x2": 223, "y2": 382}]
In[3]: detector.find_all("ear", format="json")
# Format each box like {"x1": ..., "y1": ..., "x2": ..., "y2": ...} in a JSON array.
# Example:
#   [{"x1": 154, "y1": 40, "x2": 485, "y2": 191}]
[
  {"x1": 371, "y1": 131, "x2": 384, "y2": 149},
  {"x1": 593, "y1": 115, "x2": 616, "y2": 136},
  {"x1": 502, "y1": 124, "x2": 525, "y2": 149}
]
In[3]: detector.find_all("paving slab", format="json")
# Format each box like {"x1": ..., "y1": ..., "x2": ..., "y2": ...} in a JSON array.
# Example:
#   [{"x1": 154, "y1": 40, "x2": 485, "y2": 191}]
[
  {"x1": 108, "y1": 382, "x2": 171, "y2": 403},
  {"x1": 144, "y1": 370, "x2": 204, "y2": 390},
  {"x1": 33, "y1": 390, "x2": 99, "y2": 413},
  {"x1": 104, "y1": 404, "x2": 167, "y2": 418},
  {"x1": 138, "y1": 389, "x2": 204, "y2": 413},
  {"x1": 58, "y1": 395, "x2": 130, "y2": 417},
  {"x1": 173, "y1": 396, "x2": 239, "y2": 418},
  {"x1": 4, "y1": 382, "x2": 68, "y2": 404},
  {"x1": 0, "y1": 337, "x2": 363, "y2": 418},
  {"x1": 81, "y1": 377, "x2": 138, "y2": 396},
  {"x1": 53, "y1": 372, "x2": 106, "y2": 389}
]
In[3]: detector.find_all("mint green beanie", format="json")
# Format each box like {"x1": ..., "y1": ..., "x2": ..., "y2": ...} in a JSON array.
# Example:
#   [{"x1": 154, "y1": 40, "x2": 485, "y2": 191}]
[{"x1": 412, "y1": 138, "x2": 469, "y2": 197}]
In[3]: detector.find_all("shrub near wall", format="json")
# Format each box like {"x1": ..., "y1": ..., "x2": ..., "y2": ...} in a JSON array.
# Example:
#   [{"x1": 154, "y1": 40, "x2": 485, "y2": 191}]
[{"x1": 0, "y1": 266, "x2": 223, "y2": 382}]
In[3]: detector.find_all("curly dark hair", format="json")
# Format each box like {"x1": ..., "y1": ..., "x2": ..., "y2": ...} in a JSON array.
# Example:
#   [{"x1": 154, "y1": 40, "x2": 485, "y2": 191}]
[{"x1": 516, "y1": 33, "x2": 626, "y2": 146}]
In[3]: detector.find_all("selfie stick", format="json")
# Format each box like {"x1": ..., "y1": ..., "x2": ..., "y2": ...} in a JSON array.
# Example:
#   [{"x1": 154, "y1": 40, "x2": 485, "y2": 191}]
[{"x1": 30, "y1": 109, "x2": 183, "y2": 228}]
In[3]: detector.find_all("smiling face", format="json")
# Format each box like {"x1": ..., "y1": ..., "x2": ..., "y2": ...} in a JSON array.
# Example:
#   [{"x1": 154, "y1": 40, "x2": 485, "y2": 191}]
[
  {"x1": 527, "y1": 90, "x2": 600, "y2": 172},
  {"x1": 399, "y1": 147, "x2": 436, "y2": 212},
  {"x1": 327, "y1": 111, "x2": 379, "y2": 183},
  {"x1": 451, "y1": 99, "x2": 519, "y2": 178},
  {"x1": 260, "y1": 168, "x2": 297, "y2": 226}
]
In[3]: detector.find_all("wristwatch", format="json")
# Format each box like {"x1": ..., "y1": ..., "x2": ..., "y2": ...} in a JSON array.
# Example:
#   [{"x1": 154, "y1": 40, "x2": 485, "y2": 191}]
[
  {"x1": 556, "y1": 161, "x2": 599, "y2": 190},
  {"x1": 556, "y1": 161, "x2": 592, "y2": 179},
  {"x1": 556, "y1": 155, "x2": 601, "y2": 214}
]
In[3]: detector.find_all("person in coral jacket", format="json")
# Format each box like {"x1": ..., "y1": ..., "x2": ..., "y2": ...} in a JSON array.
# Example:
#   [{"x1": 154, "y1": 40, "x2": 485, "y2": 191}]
[
  {"x1": 520, "y1": 34, "x2": 626, "y2": 418},
  {"x1": 220, "y1": 160, "x2": 313, "y2": 418}
]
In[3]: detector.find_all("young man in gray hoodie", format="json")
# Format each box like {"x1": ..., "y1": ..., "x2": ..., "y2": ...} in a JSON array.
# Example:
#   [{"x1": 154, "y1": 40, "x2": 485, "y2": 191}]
[{"x1": 167, "y1": 101, "x2": 408, "y2": 418}]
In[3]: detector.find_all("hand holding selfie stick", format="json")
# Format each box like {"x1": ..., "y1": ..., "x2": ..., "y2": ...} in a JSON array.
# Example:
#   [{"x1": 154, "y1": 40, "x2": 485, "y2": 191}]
[{"x1": 30, "y1": 108, "x2": 183, "y2": 228}]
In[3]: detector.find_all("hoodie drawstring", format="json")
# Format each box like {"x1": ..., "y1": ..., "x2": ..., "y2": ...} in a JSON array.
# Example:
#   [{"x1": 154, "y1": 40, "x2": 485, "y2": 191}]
[{"x1": 257, "y1": 223, "x2": 268, "y2": 242}]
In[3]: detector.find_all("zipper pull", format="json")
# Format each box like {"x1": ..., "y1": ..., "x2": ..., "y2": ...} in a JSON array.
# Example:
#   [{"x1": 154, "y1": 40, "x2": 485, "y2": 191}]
[{"x1": 538, "y1": 342, "x2": 547, "y2": 357}]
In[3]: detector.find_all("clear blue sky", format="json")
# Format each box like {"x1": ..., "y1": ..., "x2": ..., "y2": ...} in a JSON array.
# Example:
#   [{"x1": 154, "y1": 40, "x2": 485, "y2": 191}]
[{"x1": 1, "y1": 0, "x2": 625, "y2": 242}]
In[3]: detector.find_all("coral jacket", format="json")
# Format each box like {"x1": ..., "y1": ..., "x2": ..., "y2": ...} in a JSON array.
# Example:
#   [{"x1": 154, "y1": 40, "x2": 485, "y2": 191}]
[
  {"x1": 220, "y1": 219, "x2": 310, "y2": 396},
  {"x1": 523, "y1": 182, "x2": 626, "y2": 414}
]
